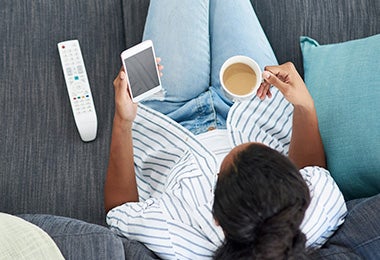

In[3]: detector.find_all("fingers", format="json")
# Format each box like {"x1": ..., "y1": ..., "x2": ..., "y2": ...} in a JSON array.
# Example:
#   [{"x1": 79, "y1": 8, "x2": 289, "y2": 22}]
[
  {"x1": 263, "y1": 62, "x2": 313, "y2": 107},
  {"x1": 256, "y1": 82, "x2": 272, "y2": 100},
  {"x1": 262, "y1": 70, "x2": 289, "y2": 93},
  {"x1": 258, "y1": 62, "x2": 295, "y2": 101},
  {"x1": 265, "y1": 62, "x2": 295, "y2": 78},
  {"x1": 156, "y1": 57, "x2": 164, "y2": 77}
]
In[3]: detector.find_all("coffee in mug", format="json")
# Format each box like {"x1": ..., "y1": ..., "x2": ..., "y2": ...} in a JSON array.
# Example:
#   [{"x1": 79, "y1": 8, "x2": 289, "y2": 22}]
[{"x1": 220, "y1": 56, "x2": 262, "y2": 102}]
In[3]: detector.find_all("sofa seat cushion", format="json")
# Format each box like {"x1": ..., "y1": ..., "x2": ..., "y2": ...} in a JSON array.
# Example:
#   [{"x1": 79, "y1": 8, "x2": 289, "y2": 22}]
[{"x1": 301, "y1": 34, "x2": 380, "y2": 200}]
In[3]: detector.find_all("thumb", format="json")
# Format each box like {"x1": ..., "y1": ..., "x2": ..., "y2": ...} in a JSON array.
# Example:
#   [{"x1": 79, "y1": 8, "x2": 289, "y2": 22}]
[
  {"x1": 115, "y1": 70, "x2": 132, "y2": 99},
  {"x1": 262, "y1": 71, "x2": 288, "y2": 92},
  {"x1": 114, "y1": 69, "x2": 127, "y2": 90},
  {"x1": 117, "y1": 71, "x2": 129, "y2": 91},
  {"x1": 119, "y1": 71, "x2": 133, "y2": 100},
  {"x1": 119, "y1": 70, "x2": 126, "y2": 80}
]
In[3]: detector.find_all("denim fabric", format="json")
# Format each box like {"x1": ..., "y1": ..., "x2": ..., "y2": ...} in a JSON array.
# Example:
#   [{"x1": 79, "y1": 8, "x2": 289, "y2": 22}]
[
  {"x1": 309, "y1": 194, "x2": 380, "y2": 259},
  {"x1": 141, "y1": 0, "x2": 277, "y2": 134}
]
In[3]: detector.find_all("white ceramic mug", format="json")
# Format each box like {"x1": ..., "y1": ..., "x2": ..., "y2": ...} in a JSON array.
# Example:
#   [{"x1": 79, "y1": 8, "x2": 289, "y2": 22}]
[{"x1": 219, "y1": 55, "x2": 262, "y2": 102}]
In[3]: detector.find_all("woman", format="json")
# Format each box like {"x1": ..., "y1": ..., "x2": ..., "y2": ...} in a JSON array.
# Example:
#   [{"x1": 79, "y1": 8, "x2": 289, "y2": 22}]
[{"x1": 104, "y1": 0, "x2": 346, "y2": 259}]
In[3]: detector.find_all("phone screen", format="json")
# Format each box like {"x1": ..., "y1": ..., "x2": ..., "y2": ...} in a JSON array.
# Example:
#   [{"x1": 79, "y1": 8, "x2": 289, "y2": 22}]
[{"x1": 123, "y1": 47, "x2": 160, "y2": 97}]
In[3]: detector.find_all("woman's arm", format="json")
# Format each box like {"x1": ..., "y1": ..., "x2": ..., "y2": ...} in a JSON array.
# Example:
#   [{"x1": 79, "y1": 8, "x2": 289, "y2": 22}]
[
  {"x1": 104, "y1": 69, "x2": 139, "y2": 213},
  {"x1": 260, "y1": 62, "x2": 326, "y2": 169},
  {"x1": 104, "y1": 60, "x2": 163, "y2": 213}
]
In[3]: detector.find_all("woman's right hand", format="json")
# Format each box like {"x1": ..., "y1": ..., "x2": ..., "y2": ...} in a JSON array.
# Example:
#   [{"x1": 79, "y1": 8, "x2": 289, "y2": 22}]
[
  {"x1": 260, "y1": 62, "x2": 314, "y2": 109},
  {"x1": 260, "y1": 62, "x2": 325, "y2": 169}
]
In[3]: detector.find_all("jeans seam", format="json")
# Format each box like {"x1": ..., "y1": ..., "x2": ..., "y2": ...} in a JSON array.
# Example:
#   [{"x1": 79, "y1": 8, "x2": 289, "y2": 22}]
[{"x1": 208, "y1": 90, "x2": 217, "y2": 128}]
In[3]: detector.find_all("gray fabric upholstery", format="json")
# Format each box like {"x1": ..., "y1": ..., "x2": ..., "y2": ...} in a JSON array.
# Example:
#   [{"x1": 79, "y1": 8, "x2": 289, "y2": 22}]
[
  {"x1": 123, "y1": 0, "x2": 150, "y2": 48},
  {"x1": 1, "y1": 0, "x2": 380, "y2": 259},
  {"x1": 19, "y1": 214, "x2": 125, "y2": 260},
  {"x1": 309, "y1": 195, "x2": 380, "y2": 259},
  {"x1": 121, "y1": 237, "x2": 160, "y2": 260},
  {"x1": 0, "y1": 1, "x2": 157, "y2": 258},
  {"x1": 0, "y1": 0, "x2": 125, "y2": 226},
  {"x1": 3, "y1": 0, "x2": 378, "y2": 229}
]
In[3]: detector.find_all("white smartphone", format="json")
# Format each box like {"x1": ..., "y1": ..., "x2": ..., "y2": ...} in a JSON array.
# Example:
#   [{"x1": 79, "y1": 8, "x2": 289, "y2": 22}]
[{"x1": 120, "y1": 40, "x2": 162, "y2": 102}]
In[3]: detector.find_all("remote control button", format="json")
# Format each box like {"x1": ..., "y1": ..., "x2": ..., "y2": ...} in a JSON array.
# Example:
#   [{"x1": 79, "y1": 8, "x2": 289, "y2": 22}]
[
  {"x1": 77, "y1": 65, "x2": 84, "y2": 74},
  {"x1": 66, "y1": 67, "x2": 73, "y2": 76}
]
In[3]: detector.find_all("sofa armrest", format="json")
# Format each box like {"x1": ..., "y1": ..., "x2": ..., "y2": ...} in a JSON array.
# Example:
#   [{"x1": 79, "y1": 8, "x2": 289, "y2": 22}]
[
  {"x1": 119, "y1": 236, "x2": 160, "y2": 260},
  {"x1": 19, "y1": 214, "x2": 125, "y2": 260}
]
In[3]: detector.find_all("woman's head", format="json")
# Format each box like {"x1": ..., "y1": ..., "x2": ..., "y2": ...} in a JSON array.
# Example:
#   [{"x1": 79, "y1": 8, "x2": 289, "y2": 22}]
[{"x1": 213, "y1": 143, "x2": 310, "y2": 259}]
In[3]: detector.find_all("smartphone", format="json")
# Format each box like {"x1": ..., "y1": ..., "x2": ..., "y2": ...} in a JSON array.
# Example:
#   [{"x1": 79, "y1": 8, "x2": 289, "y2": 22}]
[{"x1": 120, "y1": 40, "x2": 162, "y2": 102}]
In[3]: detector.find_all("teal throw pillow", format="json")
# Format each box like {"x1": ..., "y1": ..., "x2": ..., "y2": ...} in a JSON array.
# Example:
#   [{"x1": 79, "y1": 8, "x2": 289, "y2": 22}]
[{"x1": 300, "y1": 34, "x2": 380, "y2": 200}]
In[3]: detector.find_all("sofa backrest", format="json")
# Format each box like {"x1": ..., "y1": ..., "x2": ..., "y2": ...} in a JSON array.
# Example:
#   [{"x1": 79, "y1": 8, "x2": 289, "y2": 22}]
[{"x1": 251, "y1": 0, "x2": 380, "y2": 76}]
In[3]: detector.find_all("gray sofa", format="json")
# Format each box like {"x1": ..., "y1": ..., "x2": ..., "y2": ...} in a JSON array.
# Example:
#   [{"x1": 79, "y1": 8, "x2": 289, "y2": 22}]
[{"x1": 1, "y1": 0, "x2": 379, "y2": 259}]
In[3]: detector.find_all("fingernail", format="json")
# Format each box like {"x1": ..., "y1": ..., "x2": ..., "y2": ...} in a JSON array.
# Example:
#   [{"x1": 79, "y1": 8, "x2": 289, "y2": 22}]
[
  {"x1": 120, "y1": 71, "x2": 126, "y2": 79},
  {"x1": 263, "y1": 71, "x2": 271, "y2": 79}
]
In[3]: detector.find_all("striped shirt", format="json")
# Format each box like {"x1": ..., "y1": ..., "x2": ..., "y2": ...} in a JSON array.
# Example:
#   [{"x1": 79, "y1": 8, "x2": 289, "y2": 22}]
[{"x1": 107, "y1": 89, "x2": 347, "y2": 259}]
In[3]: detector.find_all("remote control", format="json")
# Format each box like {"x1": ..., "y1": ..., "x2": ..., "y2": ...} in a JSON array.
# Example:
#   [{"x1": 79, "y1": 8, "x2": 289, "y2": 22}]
[{"x1": 58, "y1": 39, "x2": 97, "y2": 142}]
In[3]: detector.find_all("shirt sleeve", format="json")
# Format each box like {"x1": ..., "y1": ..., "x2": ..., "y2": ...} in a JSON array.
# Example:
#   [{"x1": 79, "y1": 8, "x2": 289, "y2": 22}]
[
  {"x1": 106, "y1": 149, "x2": 224, "y2": 260},
  {"x1": 299, "y1": 166, "x2": 347, "y2": 248},
  {"x1": 106, "y1": 198, "x2": 177, "y2": 259}
]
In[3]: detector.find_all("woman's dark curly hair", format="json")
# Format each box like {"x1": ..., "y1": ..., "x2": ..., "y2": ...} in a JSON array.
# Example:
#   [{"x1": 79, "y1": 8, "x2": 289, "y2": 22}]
[{"x1": 213, "y1": 143, "x2": 311, "y2": 260}]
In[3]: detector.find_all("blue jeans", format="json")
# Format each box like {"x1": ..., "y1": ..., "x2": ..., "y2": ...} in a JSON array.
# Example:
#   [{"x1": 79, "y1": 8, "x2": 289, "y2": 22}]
[{"x1": 142, "y1": 0, "x2": 277, "y2": 134}]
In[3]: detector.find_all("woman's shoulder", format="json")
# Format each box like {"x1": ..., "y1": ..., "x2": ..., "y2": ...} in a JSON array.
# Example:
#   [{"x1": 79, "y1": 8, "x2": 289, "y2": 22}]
[{"x1": 299, "y1": 166, "x2": 347, "y2": 248}]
